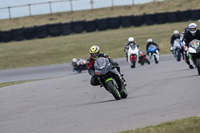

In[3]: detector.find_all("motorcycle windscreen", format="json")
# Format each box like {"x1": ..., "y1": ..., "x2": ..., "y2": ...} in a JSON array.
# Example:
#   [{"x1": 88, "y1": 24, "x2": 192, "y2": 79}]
[
  {"x1": 129, "y1": 44, "x2": 136, "y2": 50},
  {"x1": 94, "y1": 57, "x2": 112, "y2": 75},
  {"x1": 148, "y1": 45, "x2": 157, "y2": 53}
]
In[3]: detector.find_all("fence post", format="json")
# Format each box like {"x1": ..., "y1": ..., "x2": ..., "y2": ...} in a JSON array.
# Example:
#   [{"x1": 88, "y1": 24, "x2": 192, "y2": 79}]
[
  {"x1": 90, "y1": 0, "x2": 94, "y2": 10},
  {"x1": 49, "y1": 2, "x2": 52, "y2": 14},
  {"x1": 28, "y1": 4, "x2": 32, "y2": 16},
  {"x1": 8, "y1": 7, "x2": 11, "y2": 19},
  {"x1": 70, "y1": 0, "x2": 73, "y2": 13},
  {"x1": 111, "y1": 0, "x2": 114, "y2": 8}
]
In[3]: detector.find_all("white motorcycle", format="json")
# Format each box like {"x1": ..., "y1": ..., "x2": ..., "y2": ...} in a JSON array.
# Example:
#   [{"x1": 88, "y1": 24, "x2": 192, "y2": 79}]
[
  {"x1": 188, "y1": 39, "x2": 200, "y2": 75},
  {"x1": 127, "y1": 44, "x2": 139, "y2": 68},
  {"x1": 148, "y1": 44, "x2": 159, "y2": 64},
  {"x1": 173, "y1": 38, "x2": 184, "y2": 61}
]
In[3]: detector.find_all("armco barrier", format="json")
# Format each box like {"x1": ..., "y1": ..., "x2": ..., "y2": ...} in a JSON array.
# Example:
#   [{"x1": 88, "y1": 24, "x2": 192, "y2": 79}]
[
  {"x1": 85, "y1": 20, "x2": 97, "y2": 32},
  {"x1": 60, "y1": 22, "x2": 72, "y2": 35},
  {"x1": 0, "y1": 31, "x2": 12, "y2": 42},
  {"x1": 24, "y1": 27, "x2": 36, "y2": 40},
  {"x1": 144, "y1": 14, "x2": 156, "y2": 25},
  {"x1": 108, "y1": 17, "x2": 121, "y2": 29},
  {"x1": 35, "y1": 25, "x2": 48, "y2": 38},
  {"x1": 178, "y1": 10, "x2": 190, "y2": 22},
  {"x1": 48, "y1": 23, "x2": 61, "y2": 37},
  {"x1": 96, "y1": 18, "x2": 109, "y2": 31},
  {"x1": 167, "y1": 11, "x2": 179, "y2": 23},
  {"x1": 132, "y1": 15, "x2": 144, "y2": 26},
  {"x1": 11, "y1": 28, "x2": 25, "y2": 41},
  {"x1": 72, "y1": 21, "x2": 85, "y2": 33},
  {"x1": 156, "y1": 12, "x2": 167, "y2": 24},
  {"x1": 120, "y1": 15, "x2": 133, "y2": 28},
  {"x1": 190, "y1": 9, "x2": 200, "y2": 20}
]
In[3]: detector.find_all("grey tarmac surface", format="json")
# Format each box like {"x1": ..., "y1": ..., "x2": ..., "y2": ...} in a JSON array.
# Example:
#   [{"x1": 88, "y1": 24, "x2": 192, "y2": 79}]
[{"x1": 0, "y1": 54, "x2": 200, "y2": 133}]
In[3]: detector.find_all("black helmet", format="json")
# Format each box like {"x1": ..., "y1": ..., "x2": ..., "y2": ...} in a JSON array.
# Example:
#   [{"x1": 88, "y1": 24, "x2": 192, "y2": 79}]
[{"x1": 184, "y1": 26, "x2": 189, "y2": 33}]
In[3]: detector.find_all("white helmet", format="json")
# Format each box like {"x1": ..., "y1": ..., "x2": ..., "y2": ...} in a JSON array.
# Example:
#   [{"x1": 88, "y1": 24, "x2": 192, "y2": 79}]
[
  {"x1": 189, "y1": 23, "x2": 197, "y2": 34},
  {"x1": 128, "y1": 37, "x2": 134, "y2": 42},
  {"x1": 72, "y1": 58, "x2": 77, "y2": 62},
  {"x1": 147, "y1": 38, "x2": 153, "y2": 43},
  {"x1": 173, "y1": 30, "x2": 179, "y2": 35}
]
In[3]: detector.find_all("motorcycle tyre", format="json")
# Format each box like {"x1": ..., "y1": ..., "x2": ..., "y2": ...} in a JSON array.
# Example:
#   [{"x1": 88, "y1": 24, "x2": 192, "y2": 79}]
[
  {"x1": 176, "y1": 50, "x2": 181, "y2": 61},
  {"x1": 131, "y1": 59, "x2": 136, "y2": 68},
  {"x1": 154, "y1": 55, "x2": 159, "y2": 64},
  {"x1": 105, "y1": 80, "x2": 121, "y2": 100},
  {"x1": 196, "y1": 58, "x2": 200, "y2": 75},
  {"x1": 120, "y1": 88, "x2": 128, "y2": 99}
]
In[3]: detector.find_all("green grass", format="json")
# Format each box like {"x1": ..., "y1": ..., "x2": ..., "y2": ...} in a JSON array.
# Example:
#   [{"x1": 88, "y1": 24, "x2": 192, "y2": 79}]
[
  {"x1": 119, "y1": 116, "x2": 200, "y2": 133},
  {"x1": 0, "y1": 20, "x2": 198, "y2": 69},
  {"x1": 0, "y1": 0, "x2": 200, "y2": 30}
]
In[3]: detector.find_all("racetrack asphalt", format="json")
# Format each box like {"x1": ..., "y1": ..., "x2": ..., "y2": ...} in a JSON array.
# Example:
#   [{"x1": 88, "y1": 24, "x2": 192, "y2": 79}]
[{"x1": 0, "y1": 54, "x2": 200, "y2": 133}]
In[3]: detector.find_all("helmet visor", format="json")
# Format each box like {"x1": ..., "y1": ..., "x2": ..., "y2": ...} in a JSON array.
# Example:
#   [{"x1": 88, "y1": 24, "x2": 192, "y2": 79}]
[
  {"x1": 190, "y1": 28, "x2": 196, "y2": 31},
  {"x1": 91, "y1": 53, "x2": 99, "y2": 59}
]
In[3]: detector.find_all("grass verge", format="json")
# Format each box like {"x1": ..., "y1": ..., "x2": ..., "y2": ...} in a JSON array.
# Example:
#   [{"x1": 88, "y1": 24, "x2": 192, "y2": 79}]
[
  {"x1": 0, "y1": 20, "x2": 198, "y2": 69},
  {"x1": 119, "y1": 116, "x2": 200, "y2": 133}
]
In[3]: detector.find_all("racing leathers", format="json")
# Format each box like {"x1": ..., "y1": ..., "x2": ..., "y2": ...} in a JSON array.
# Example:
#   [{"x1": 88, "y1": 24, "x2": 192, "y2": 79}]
[{"x1": 183, "y1": 30, "x2": 200, "y2": 69}]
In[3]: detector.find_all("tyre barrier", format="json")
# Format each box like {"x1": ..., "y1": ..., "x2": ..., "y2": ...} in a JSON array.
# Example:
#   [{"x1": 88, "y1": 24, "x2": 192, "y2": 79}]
[
  {"x1": 24, "y1": 27, "x2": 36, "y2": 40},
  {"x1": 0, "y1": 31, "x2": 12, "y2": 42},
  {"x1": 48, "y1": 23, "x2": 61, "y2": 37},
  {"x1": 1, "y1": 9, "x2": 200, "y2": 43},
  {"x1": 190, "y1": 9, "x2": 200, "y2": 20},
  {"x1": 96, "y1": 18, "x2": 109, "y2": 31},
  {"x1": 178, "y1": 10, "x2": 190, "y2": 22},
  {"x1": 72, "y1": 21, "x2": 85, "y2": 33},
  {"x1": 60, "y1": 22, "x2": 72, "y2": 35},
  {"x1": 11, "y1": 28, "x2": 25, "y2": 41},
  {"x1": 85, "y1": 20, "x2": 97, "y2": 32},
  {"x1": 144, "y1": 14, "x2": 156, "y2": 25},
  {"x1": 156, "y1": 12, "x2": 167, "y2": 24},
  {"x1": 120, "y1": 15, "x2": 133, "y2": 28},
  {"x1": 133, "y1": 15, "x2": 144, "y2": 26},
  {"x1": 35, "y1": 25, "x2": 48, "y2": 38},
  {"x1": 108, "y1": 17, "x2": 121, "y2": 29},
  {"x1": 167, "y1": 11, "x2": 179, "y2": 23}
]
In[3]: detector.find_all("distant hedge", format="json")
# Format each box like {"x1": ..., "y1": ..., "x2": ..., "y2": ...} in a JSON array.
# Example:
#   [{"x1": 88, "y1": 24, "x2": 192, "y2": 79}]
[{"x1": 0, "y1": 9, "x2": 200, "y2": 43}]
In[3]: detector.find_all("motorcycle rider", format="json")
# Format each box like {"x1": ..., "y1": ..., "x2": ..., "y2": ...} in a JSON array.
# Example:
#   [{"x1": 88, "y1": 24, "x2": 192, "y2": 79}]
[
  {"x1": 87, "y1": 45, "x2": 126, "y2": 86},
  {"x1": 71, "y1": 58, "x2": 78, "y2": 72},
  {"x1": 146, "y1": 38, "x2": 160, "y2": 56},
  {"x1": 124, "y1": 37, "x2": 140, "y2": 61},
  {"x1": 170, "y1": 30, "x2": 180, "y2": 53},
  {"x1": 183, "y1": 22, "x2": 200, "y2": 69}
]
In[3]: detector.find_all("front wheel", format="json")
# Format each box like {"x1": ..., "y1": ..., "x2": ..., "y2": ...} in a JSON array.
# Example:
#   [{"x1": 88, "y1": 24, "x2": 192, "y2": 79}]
[
  {"x1": 196, "y1": 58, "x2": 200, "y2": 75},
  {"x1": 105, "y1": 80, "x2": 121, "y2": 100},
  {"x1": 131, "y1": 58, "x2": 136, "y2": 68},
  {"x1": 154, "y1": 55, "x2": 159, "y2": 64},
  {"x1": 176, "y1": 49, "x2": 181, "y2": 61},
  {"x1": 120, "y1": 88, "x2": 128, "y2": 99}
]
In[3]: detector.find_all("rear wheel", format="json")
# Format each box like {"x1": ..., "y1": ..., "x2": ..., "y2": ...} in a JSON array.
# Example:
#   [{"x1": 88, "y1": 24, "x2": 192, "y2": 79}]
[
  {"x1": 106, "y1": 80, "x2": 121, "y2": 100},
  {"x1": 196, "y1": 58, "x2": 200, "y2": 75}
]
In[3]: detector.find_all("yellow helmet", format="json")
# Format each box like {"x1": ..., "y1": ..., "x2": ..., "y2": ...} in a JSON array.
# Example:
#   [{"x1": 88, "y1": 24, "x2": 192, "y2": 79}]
[{"x1": 89, "y1": 45, "x2": 100, "y2": 59}]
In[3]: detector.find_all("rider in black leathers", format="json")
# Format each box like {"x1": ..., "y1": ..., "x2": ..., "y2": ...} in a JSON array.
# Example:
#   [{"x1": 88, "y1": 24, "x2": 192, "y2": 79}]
[{"x1": 183, "y1": 23, "x2": 200, "y2": 69}]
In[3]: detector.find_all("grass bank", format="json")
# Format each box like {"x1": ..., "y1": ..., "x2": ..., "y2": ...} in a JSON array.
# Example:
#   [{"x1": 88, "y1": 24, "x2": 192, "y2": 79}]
[
  {"x1": 119, "y1": 116, "x2": 200, "y2": 133},
  {"x1": 0, "y1": 20, "x2": 198, "y2": 69},
  {"x1": 0, "y1": 0, "x2": 200, "y2": 30}
]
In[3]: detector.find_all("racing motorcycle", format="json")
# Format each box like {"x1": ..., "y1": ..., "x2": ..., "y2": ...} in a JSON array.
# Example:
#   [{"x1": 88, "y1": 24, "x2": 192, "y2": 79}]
[
  {"x1": 173, "y1": 38, "x2": 184, "y2": 61},
  {"x1": 94, "y1": 57, "x2": 128, "y2": 100},
  {"x1": 138, "y1": 50, "x2": 150, "y2": 65},
  {"x1": 148, "y1": 44, "x2": 159, "y2": 64},
  {"x1": 127, "y1": 43, "x2": 139, "y2": 68},
  {"x1": 188, "y1": 39, "x2": 200, "y2": 75},
  {"x1": 72, "y1": 59, "x2": 87, "y2": 73}
]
